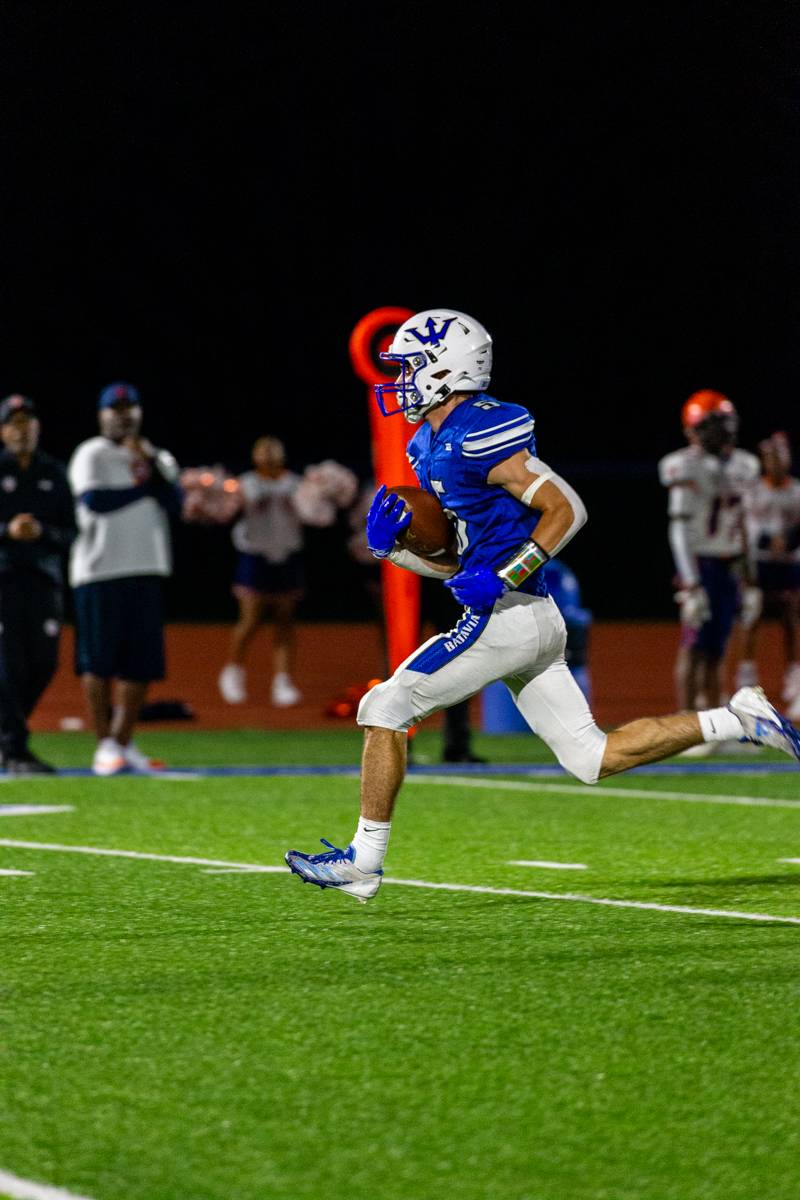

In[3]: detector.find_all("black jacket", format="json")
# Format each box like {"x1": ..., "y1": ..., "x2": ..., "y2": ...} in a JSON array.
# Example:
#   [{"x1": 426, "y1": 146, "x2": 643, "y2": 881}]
[{"x1": 0, "y1": 449, "x2": 76, "y2": 585}]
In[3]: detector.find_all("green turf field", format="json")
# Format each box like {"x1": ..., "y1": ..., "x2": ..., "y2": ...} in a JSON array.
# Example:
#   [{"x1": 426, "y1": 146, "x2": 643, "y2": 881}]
[
  {"x1": 1, "y1": 731, "x2": 799, "y2": 1199},
  {"x1": 25, "y1": 726, "x2": 583, "y2": 767}
]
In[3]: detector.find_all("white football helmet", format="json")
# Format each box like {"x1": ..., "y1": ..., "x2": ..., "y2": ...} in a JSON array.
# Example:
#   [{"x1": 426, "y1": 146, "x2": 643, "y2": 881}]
[{"x1": 375, "y1": 309, "x2": 493, "y2": 423}]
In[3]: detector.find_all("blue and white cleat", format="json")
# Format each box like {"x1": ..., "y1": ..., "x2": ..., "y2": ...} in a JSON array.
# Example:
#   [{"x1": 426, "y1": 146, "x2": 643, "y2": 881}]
[
  {"x1": 284, "y1": 839, "x2": 383, "y2": 903},
  {"x1": 728, "y1": 686, "x2": 800, "y2": 762}
]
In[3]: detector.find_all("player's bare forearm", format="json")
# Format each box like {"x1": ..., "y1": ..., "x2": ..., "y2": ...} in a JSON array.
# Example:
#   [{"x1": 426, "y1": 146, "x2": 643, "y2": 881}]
[
  {"x1": 518, "y1": 486, "x2": 576, "y2": 554},
  {"x1": 487, "y1": 450, "x2": 588, "y2": 556}
]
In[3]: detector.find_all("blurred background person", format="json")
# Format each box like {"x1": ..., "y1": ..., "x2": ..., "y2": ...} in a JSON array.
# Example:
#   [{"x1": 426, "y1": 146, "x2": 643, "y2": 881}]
[
  {"x1": 218, "y1": 436, "x2": 305, "y2": 708},
  {"x1": 659, "y1": 390, "x2": 761, "y2": 729},
  {"x1": 68, "y1": 382, "x2": 181, "y2": 775},
  {"x1": 738, "y1": 431, "x2": 800, "y2": 719},
  {"x1": 0, "y1": 394, "x2": 75, "y2": 774}
]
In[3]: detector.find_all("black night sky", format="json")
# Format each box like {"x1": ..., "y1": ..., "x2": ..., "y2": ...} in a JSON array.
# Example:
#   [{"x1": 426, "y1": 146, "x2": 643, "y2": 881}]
[{"x1": 1, "y1": 4, "x2": 798, "y2": 619}]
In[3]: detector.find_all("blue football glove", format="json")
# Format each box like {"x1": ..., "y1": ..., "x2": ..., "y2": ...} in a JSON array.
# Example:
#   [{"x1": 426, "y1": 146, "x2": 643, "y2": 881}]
[
  {"x1": 366, "y1": 484, "x2": 412, "y2": 559},
  {"x1": 445, "y1": 567, "x2": 505, "y2": 613}
]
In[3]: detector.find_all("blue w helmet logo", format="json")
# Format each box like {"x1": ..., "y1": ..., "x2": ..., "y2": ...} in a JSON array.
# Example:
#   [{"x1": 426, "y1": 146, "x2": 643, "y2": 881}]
[{"x1": 409, "y1": 316, "x2": 455, "y2": 347}]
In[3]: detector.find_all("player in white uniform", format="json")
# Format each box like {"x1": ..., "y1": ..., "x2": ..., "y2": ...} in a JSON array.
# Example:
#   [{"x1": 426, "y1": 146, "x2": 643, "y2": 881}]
[
  {"x1": 218, "y1": 436, "x2": 305, "y2": 708},
  {"x1": 739, "y1": 432, "x2": 800, "y2": 718},
  {"x1": 658, "y1": 390, "x2": 761, "y2": 714},
  {"x1": 286, "y1": 312, "x2": 800, "y2": 902}
]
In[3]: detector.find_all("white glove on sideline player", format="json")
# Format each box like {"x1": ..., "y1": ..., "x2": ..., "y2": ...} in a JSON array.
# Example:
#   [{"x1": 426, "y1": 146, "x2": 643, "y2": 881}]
[
  {"x1": 739, "y1": 585, "x2": 764, "y2": 630},
  {"x1": 675, "y1": 586, "x2": 711, "y2": 630}
]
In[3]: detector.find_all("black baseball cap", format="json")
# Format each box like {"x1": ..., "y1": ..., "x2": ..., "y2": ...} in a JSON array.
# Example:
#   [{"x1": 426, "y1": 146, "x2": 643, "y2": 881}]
[{"x1": 0, "y1": 394, "x2": 37, "y2": 425}]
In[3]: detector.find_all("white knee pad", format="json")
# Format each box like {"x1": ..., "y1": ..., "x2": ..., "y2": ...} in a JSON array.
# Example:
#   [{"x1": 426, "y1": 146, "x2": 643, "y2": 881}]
[
  {"x1": 552, "y1": 723, "x2": 607, "y2": 785},
  {"x1": 356, "y1": 678, "x2": 412, "y2": 732},
  {"x1": 510, "y1": 664, "x2": 607, "y2": 785}
]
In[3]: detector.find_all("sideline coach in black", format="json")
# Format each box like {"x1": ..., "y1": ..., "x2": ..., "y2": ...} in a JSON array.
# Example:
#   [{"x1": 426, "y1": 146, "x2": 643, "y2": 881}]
[{"x1": 0, "y1": 394, "x2": 76, "y2": 773}]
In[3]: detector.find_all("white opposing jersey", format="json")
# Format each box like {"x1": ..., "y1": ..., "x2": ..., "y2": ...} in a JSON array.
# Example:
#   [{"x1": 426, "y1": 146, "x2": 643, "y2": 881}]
[
  {"x1": 658, "y1": 446, "x2": 760, "y2": 557},
  {"x1": 745, "y1": 476, "x2": 800, "y2": 562}
]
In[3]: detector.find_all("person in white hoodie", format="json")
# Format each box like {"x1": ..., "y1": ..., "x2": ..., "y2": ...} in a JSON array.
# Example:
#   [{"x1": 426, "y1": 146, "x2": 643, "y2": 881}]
[{"x1": 68, "y1": 382, "x2": 181, "y2": 775}]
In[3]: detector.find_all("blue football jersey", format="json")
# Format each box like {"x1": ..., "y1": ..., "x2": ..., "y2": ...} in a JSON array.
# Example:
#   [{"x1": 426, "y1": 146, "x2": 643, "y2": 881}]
[{"x1": 406, "y1": 393, "x2": 547, "y2": 597}]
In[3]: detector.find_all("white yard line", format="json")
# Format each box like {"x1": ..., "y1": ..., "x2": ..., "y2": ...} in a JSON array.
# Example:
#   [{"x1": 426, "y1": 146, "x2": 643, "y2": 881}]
[
  {"x1": 508, "y1": 860, "x2": 587, "y2": 870},
  {"x1": 1, "y1": 837, "x2": 799, "y2": 926},
  {"x1": 0, "y1": 1167, "x2": 97, "y2": 1200},
  {"x1": 0, "y1": 839, "x2": 285, "y2": 873},
  {"x1": 0, "y1": 806, "x2": 73, "y2": 817},
  {"x1": 778, "y1": 858, "x2": 800, "y2": 865},
  {"x1": 0, "y1": 868, "x2": 33, "y2": 876},
  {"x1": 383, "y1": 877, "x2": 800, "y2": 925},
  {"x1": 409, "y1": 775, "x2": 800, "y2": 810}
]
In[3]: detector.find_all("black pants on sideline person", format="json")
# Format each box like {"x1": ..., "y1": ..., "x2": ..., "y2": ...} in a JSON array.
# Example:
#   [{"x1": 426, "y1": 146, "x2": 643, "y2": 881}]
[{"x1": 0, "y1": 570, "x2": 62, "y2": 764}]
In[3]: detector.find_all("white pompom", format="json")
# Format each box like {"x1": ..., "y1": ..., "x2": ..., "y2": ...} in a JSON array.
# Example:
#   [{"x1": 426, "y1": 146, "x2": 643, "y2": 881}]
[
  {"x1": 291, "y1": 460, "x2": 359, "y2": 526},
  {"x1": 179, "y1": 466, "x2": 243, "y2": 524}
]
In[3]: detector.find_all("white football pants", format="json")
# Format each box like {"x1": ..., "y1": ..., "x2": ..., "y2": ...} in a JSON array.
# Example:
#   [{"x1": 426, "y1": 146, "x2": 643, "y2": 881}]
[{"x1": 357, "y1": 591, "x2": 607, "y2": 784}]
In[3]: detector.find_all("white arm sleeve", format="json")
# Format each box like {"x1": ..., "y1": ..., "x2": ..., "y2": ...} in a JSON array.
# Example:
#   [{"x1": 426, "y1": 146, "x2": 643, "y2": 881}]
[
  {"x1": 667, "y1": 483, "x2": 694, "y2": 518},
  {"x1": 668, "y1": 517, "x2": 699, "y2": 586},
  {"x1": 386, "y1": 547, "x2": 458, "y2": 579},
  {"x1": 522, "y1": 455, "x2": 588, "y2": 557}
]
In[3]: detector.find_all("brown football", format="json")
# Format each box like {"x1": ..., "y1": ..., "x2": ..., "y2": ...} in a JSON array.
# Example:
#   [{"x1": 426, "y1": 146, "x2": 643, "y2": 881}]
[{"x1": 389, "y1": 485, "x2": 458, "y2": 564}]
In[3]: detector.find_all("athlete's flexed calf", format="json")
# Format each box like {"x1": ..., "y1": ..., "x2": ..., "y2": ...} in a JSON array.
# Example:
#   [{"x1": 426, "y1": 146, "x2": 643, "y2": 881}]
[{"x1": 286, "y1": 310, "x2": 800, "y2": 901}]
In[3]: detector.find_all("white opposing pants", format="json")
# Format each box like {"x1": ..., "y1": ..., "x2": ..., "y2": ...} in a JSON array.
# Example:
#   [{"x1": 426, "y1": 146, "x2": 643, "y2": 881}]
[{"x1": 357, "y1": 592, "x2": 607, "y2": 784}]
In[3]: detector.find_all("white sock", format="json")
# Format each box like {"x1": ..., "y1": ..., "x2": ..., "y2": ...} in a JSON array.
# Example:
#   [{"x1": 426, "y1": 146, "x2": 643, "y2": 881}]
[
  {"x1": 351, "y1": 816, "x2": 391, "y2": 873},
  {"x1": 698, "y1": 707, "x2": 745, "y2": 743}
]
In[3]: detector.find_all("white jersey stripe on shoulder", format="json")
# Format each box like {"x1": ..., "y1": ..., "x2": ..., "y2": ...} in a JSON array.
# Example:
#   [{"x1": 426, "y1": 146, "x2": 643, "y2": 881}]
[
  {"x1": 462, "y1": 414, "x2": 533, "y2": 442},
  {"x1": 460, "y1": 434, "x2": 534, "y2": 456},
  {"x1": 462, "y1": 420, "x2": 534, "y2": 450},
  {"x1": 462, "y1": 430, "x2": 535, "y2": 459},
  {"x1": 461, "y1": 423, "x2": 535, "y2": 456}
]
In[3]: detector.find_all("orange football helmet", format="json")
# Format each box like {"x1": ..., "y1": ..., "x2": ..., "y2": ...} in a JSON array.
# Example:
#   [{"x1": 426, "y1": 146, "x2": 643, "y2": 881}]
[{"x1": 681, "y1": 389, "x2": 736, "y2": 429}]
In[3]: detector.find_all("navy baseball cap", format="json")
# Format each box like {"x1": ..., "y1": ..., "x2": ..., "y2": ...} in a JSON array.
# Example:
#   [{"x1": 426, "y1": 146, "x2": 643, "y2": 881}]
[
  {"x1": 0, "y1": 394, "x2": 37, "y2": 424},
  {"x1": 98, "y1": 382, "x2": 140, "y2": 409}
]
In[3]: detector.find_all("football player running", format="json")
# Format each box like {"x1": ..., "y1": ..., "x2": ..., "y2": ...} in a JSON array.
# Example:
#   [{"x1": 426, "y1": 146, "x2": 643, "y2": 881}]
[{"x1": 286, "y1": 311, "x2": 800, "y2": 902}]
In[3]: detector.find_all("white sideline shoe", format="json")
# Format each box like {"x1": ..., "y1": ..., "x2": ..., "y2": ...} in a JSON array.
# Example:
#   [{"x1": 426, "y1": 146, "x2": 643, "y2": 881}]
[
  {"x1": 92, "y1": 738, "x2": 127, "y2": 776},
  {"x1": 728, "y1": 687, "x2": 800, "y2": 762},
  {"x1": 219, "y1": 663, "x2": 247, "y2": 704},
  {"x1": 716, "y1": 738, "x2": 760, "y2": 756},
  {"x1": 124, "y1": 742, "x2": 162, "y2": 773},
  {"x1": 679, "y1": 741, "x2": 717, "y2": 759},
  {"x1": 271, "y1": 672, "x2": 302, "y2": 707}
]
